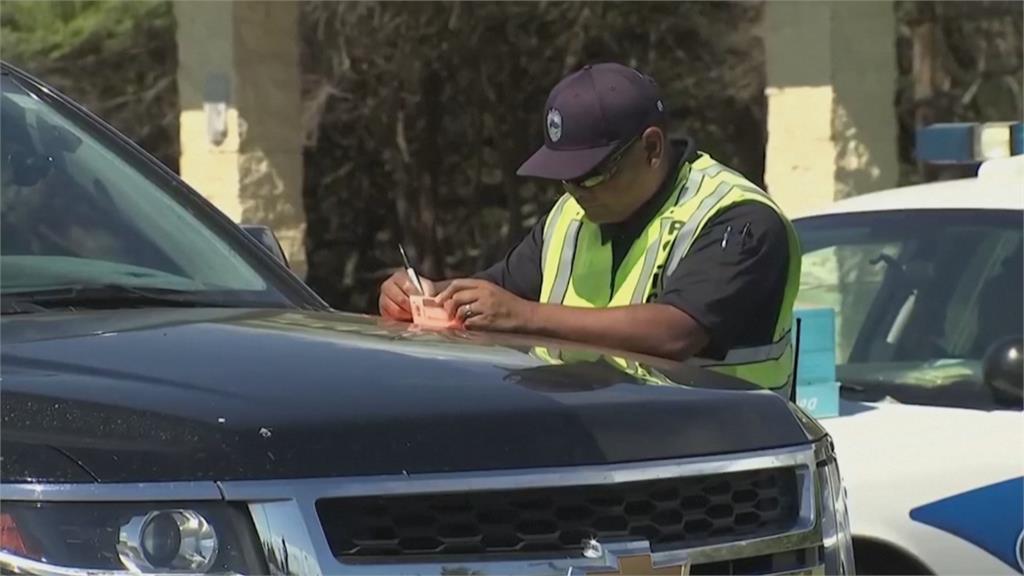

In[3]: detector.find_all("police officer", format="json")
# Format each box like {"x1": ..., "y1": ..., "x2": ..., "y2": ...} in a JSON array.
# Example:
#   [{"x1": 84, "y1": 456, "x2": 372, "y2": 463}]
[{"x1": 379, "y1": 62, "x2": 801, "y2": 391}]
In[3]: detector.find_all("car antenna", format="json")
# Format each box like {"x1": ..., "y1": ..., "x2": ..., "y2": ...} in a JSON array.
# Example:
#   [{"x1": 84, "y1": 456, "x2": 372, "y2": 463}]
[{"x1": 790, "y1": 318, "x2": 802, "y2": 404}]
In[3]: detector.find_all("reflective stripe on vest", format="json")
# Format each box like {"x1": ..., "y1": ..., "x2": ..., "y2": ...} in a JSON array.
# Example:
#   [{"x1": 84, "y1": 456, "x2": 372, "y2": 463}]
[
  {"x1": 690, "y1": 330, "x2": 795, "y2": 391},
  {"x1": 539, "y1": 153, "x2": 802, "y2": 392},
  {"x1": 529, "y1": 346, "x2": 673, "y2": 386},
  {"x1": 630, "y1": 218, "x2": 674, "y2": 304},
  {"x1": 691, "y1": 330, "x2": 792, "y2": 367}
]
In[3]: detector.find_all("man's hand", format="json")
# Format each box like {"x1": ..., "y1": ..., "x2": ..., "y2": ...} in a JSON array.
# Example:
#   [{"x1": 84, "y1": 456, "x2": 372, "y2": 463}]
[
  {"x1": 436, "y1": 279, "x2": 536, "y2": 332},
  {"x1": 378, "y1": 269, "x2": 438, "y2": 321}
]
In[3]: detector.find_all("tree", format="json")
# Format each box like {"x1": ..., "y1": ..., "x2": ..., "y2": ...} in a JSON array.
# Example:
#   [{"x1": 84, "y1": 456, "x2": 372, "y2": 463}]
[
  {"x1": 1, "y1": 0, "x2": 179, "y2": 170},
  {"x1": 299, "y1": 1, "x2": 767, "y2": 312}
]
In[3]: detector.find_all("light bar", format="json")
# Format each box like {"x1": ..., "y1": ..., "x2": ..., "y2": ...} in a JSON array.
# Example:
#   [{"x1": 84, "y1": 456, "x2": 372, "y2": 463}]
[{"x1": 916, "y1": 121, "x2": 1024, "y2": 164}]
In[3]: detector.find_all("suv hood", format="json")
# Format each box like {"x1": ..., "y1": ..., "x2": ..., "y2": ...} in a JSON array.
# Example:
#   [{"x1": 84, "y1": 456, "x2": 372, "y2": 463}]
[{"x1": 1, "y1": 308, "x2": 817, "y2": 483}]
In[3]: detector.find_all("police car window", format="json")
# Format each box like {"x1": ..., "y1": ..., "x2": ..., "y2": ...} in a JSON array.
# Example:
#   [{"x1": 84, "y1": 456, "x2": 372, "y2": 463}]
[
  {"x1": 0, "y1": 74, "x2": 282, "y2": 303},
  {"x1": 795, "y1": 210, "x2": 1022, "y2": 409},
  {"x1": 798, "y1": 227, "x2": 902, "y2": 363},
  {"x1": 938, "y1": 231, "x2": 1020, "y2": 357}
]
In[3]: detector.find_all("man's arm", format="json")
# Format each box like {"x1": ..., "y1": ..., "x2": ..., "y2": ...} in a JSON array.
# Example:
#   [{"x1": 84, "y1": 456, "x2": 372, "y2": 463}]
[
  {"x1": 435, "y1": 282, "x2": 708, "y2": 359},
  {"x1": 527, "y1": 302, "x2": 709, "y2": 359},
  {"x1": 655, "y1": 202, "x2": 790, "y2": 359},
  {"x1": 438, "y1": 203, "x2": 789, "y2": 362},
  {"x1": 528, "y1": 203, "x2": 788, "y2": 359}
]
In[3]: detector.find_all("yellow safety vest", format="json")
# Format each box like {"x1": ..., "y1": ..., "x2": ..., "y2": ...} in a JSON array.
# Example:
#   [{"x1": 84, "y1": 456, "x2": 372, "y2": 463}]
[
  {"x1": 528, "y1": 346, "x2": 673, "y2": 387},
  {"x1": 537, "y1": 152, "x2": 802, "y2": 394}
]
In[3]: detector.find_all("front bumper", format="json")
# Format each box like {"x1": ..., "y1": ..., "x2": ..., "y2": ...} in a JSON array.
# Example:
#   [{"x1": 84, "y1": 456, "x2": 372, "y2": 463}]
[{"x1": 1, "y1": 442, "x2": 852, "y2": 575}]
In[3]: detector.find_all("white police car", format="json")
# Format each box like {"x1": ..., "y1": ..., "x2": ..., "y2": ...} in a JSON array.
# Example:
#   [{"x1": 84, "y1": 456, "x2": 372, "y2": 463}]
[{"x1": 792, "y1": 122, "x2": 1024, "y2": 574}]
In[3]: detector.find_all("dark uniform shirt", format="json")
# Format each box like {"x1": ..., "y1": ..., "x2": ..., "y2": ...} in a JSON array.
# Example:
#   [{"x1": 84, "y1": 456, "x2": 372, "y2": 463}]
[{"x1": 476, "y1": 138, "x2": 790, "y2": 360}]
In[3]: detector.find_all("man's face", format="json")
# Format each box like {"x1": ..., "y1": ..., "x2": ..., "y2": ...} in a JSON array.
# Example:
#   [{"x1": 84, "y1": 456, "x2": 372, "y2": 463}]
[{"x1": 561, "y1": 129, "x2": 663, "y2": 224}]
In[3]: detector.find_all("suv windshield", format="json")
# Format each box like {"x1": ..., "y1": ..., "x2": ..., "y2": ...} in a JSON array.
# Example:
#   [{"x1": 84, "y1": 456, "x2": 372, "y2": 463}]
[
  {"x1": 795, "y1": 209, "x2": 1022, "y2": 410},
  {"x1": 1, "y1": 71, "x2": 305, "y2": 311}
]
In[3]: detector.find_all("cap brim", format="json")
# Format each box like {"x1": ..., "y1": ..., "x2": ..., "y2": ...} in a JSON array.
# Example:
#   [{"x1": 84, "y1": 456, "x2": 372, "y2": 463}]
[{"x1": 516, "y1": 141, "x2": 619, "y2": 180}]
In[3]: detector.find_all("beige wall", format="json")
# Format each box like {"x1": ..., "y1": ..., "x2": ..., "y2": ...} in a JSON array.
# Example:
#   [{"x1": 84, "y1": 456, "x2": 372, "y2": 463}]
[
  {"x1": 763, "y1": 1, "x2": 898, "y2": 218},
  {"x1": 175, "y1": 1, "x2": 307, "y2": 277}
]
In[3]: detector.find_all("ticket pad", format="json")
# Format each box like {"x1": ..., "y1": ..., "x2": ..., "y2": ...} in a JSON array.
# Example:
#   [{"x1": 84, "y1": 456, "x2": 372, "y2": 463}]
[{"x1": 409, "y1": 295, "x2": 460, "y2": 329}]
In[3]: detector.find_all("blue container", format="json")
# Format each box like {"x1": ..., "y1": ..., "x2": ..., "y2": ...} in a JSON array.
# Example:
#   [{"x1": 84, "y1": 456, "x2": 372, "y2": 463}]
[
  {"x1": 793, "y1": 308, "x2": 840, "y2": 419},
  {"x1": 796, "y1": 380, "x2": 840, "y2": 420}
]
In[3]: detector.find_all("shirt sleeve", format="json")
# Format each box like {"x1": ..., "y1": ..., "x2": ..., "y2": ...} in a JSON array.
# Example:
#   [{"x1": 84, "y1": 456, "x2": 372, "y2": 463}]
[
  {"x1": 655, "y1": 202, "x2": 791, "y2": 360},
  {"x1": 473, "y1": 217, "x2": 545, "y2": 301}
]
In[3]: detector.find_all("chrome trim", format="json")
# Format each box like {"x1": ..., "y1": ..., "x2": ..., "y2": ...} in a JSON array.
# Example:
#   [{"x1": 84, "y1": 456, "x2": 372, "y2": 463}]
[
  {"x1": 0, "y1": 481, "x2": 222, "y2": 502},
  {"x1": 229, "y1": 444, "x2": 821, "y2": 576},
  {"x1": 0, "y1": 551, "x2": 127, "y2": 576},
  {"x1": 563, "y1": 540, "x2": 692, "y2": 575},
  {"x1": 815, "y1": 435, "x2": 836, "y2": 463},
  {"x1": 248, "y1": 500, "x2": 329, "y2": 576},
  {"x1": 241, "y1": 496, "x2": 821, "y2": 576},
  {"x1": 0, "y1": 551, "x2": 240, "y2": 576},
  {"x1": 766, "y1": 566, "x2": 825, "y2": 576},
  {"x1": 117, "y1": 510, "x2": 219, "y2": 574},
  {"x1": 0, "y1": 444, "x2": 830, "y2": 576},
  {"x1": 219, "y1": 443, "x2": 814, "y2": 500}
]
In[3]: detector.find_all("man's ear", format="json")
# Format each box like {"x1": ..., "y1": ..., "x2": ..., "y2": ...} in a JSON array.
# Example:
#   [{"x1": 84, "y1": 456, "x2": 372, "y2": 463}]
[{"x1": 641, "y1": 127, "x2": 666, "y2": 167}]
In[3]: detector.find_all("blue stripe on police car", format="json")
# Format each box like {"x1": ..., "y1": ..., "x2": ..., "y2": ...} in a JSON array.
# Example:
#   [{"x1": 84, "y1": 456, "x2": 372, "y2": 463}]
[{"x1": 909, "y1": 476, "x2": 1024, "y2": 573}]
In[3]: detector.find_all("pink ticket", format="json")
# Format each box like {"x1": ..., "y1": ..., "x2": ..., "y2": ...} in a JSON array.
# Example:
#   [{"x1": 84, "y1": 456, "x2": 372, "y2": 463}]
[{"x1": 409, "y1": 295, "x2": 461, "y2": 329}]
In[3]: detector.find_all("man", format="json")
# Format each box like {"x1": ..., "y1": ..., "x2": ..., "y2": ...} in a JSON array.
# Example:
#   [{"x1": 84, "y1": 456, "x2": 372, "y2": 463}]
[{"x1": 379, "y1": 62, "x2": 801, "y2": 391}]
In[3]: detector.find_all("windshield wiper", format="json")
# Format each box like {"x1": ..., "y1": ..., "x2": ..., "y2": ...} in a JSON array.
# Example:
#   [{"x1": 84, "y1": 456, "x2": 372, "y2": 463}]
[
  {"x1": 838, "y1": 381, "x2": 865, "y2": 392},
  {"x1": 0, "y1": 285, "x2": 240, "y2": 314}
]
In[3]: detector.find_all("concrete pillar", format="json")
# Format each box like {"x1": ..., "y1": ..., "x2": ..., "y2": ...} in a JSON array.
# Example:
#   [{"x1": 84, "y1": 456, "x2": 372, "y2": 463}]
[
  {"x1": 174, "y1": 1, "x2": 306, "y2": 277},
  {"x1": 763, "y1": 1, "x2": 898, "y2": 217}
]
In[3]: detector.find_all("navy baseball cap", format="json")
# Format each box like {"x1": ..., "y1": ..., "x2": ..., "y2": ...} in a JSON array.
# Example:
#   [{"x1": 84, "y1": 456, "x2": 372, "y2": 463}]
[{"x1": 517, "y1": 62, "x2": 666, "y2": 181}]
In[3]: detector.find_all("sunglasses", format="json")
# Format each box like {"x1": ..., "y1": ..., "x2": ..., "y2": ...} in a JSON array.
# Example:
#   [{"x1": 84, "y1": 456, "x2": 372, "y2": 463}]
[{"x1": 562, "y1": 133, "x2": 641, "y2": 191}]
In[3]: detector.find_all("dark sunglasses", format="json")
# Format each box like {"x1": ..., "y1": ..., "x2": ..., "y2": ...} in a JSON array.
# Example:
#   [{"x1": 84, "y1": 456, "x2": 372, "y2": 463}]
[{"x1": 562, "y1": 133, "x2": 641, "y2": 191}]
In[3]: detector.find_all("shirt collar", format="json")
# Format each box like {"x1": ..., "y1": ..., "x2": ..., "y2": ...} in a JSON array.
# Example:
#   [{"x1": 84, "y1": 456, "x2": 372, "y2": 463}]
[{"x1": 598, "y1": 136, "x2": 698, "y2": 244}]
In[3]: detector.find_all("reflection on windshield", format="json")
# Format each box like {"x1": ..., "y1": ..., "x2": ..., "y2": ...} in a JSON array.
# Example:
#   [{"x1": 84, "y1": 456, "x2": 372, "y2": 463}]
[
  {"x1": 796, "y1": 210, "x2": 1022, "y2": 410},
  {"x1": 0, "y1": 73, "x2": 288, "y2": 308}
]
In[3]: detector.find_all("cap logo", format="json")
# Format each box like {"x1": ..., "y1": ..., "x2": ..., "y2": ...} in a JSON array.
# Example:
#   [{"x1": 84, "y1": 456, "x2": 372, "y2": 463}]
[{"x1": 547, "y1": 109, "x2": 563, "y2": 143}]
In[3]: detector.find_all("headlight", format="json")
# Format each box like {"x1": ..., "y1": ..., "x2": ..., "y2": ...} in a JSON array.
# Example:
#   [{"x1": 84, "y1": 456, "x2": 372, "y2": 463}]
[
  {"x1": 817, "y1": 440, "x2": 856, "y2": 575},
  {"x1": 0, "y1": 501, "x2": 265, "y2": 575}
]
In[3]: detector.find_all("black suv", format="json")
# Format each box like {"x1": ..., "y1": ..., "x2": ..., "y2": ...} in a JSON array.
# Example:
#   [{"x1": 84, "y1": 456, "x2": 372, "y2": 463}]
[{"x1": 0, "y1": 63, "x2": 853, "y2": 576}]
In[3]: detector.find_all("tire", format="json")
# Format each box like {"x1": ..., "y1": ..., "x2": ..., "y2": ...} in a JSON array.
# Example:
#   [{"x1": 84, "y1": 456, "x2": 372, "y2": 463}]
[{"x1": 853, "y1": 537, "x2": 933, "y2": 575}]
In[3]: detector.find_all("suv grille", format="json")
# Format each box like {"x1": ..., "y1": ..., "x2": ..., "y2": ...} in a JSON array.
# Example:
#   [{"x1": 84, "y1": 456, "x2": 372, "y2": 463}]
[{"x1": 317, "y1": 467, "x2": 800, "y2": 559}]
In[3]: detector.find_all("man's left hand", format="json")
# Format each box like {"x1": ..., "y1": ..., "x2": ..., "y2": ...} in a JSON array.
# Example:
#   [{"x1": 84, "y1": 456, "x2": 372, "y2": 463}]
[{"x1": 436, "y1": 279, "x2": 535, "y2": 332}]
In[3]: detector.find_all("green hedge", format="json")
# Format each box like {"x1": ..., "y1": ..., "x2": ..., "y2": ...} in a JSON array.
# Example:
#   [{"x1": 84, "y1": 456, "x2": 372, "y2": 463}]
[{"x1": 1, "y1": 0, "x2": 179, "y2": 171}]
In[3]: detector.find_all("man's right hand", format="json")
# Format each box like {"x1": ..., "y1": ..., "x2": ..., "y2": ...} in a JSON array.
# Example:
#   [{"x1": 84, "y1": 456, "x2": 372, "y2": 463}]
[{"x1": 378, "y1": 269, "x2": 438, "y2": 321}]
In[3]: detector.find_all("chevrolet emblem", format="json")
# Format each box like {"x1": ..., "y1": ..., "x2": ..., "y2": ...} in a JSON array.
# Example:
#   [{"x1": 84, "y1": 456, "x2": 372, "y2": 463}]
[{"x1": 568, "y1": 540, "x2": 690, "y2": 576}]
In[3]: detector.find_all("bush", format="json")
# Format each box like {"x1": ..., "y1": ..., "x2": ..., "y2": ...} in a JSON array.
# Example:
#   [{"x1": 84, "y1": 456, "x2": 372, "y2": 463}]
[
  {"x1": 1, "y1": 0, "x2": 179, "y2": 170},
  {"x1": 300, "y1": 2, "x2": 767, "y2": 311}
]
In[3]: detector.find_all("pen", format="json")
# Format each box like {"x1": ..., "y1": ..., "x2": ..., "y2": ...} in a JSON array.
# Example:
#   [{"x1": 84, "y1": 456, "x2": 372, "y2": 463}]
[{"x1": 398, "y1": 243, "x2": 425, "y2": 296}]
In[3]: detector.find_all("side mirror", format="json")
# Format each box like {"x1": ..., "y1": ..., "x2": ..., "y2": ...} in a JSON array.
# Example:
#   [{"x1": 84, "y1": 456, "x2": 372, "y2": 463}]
[
  {"x1": 982, "y1": 336, "x2": 1023, "y2": 408},
  {"x1": 241, "y1": 224, "x2": 289, "y2": 268}
]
